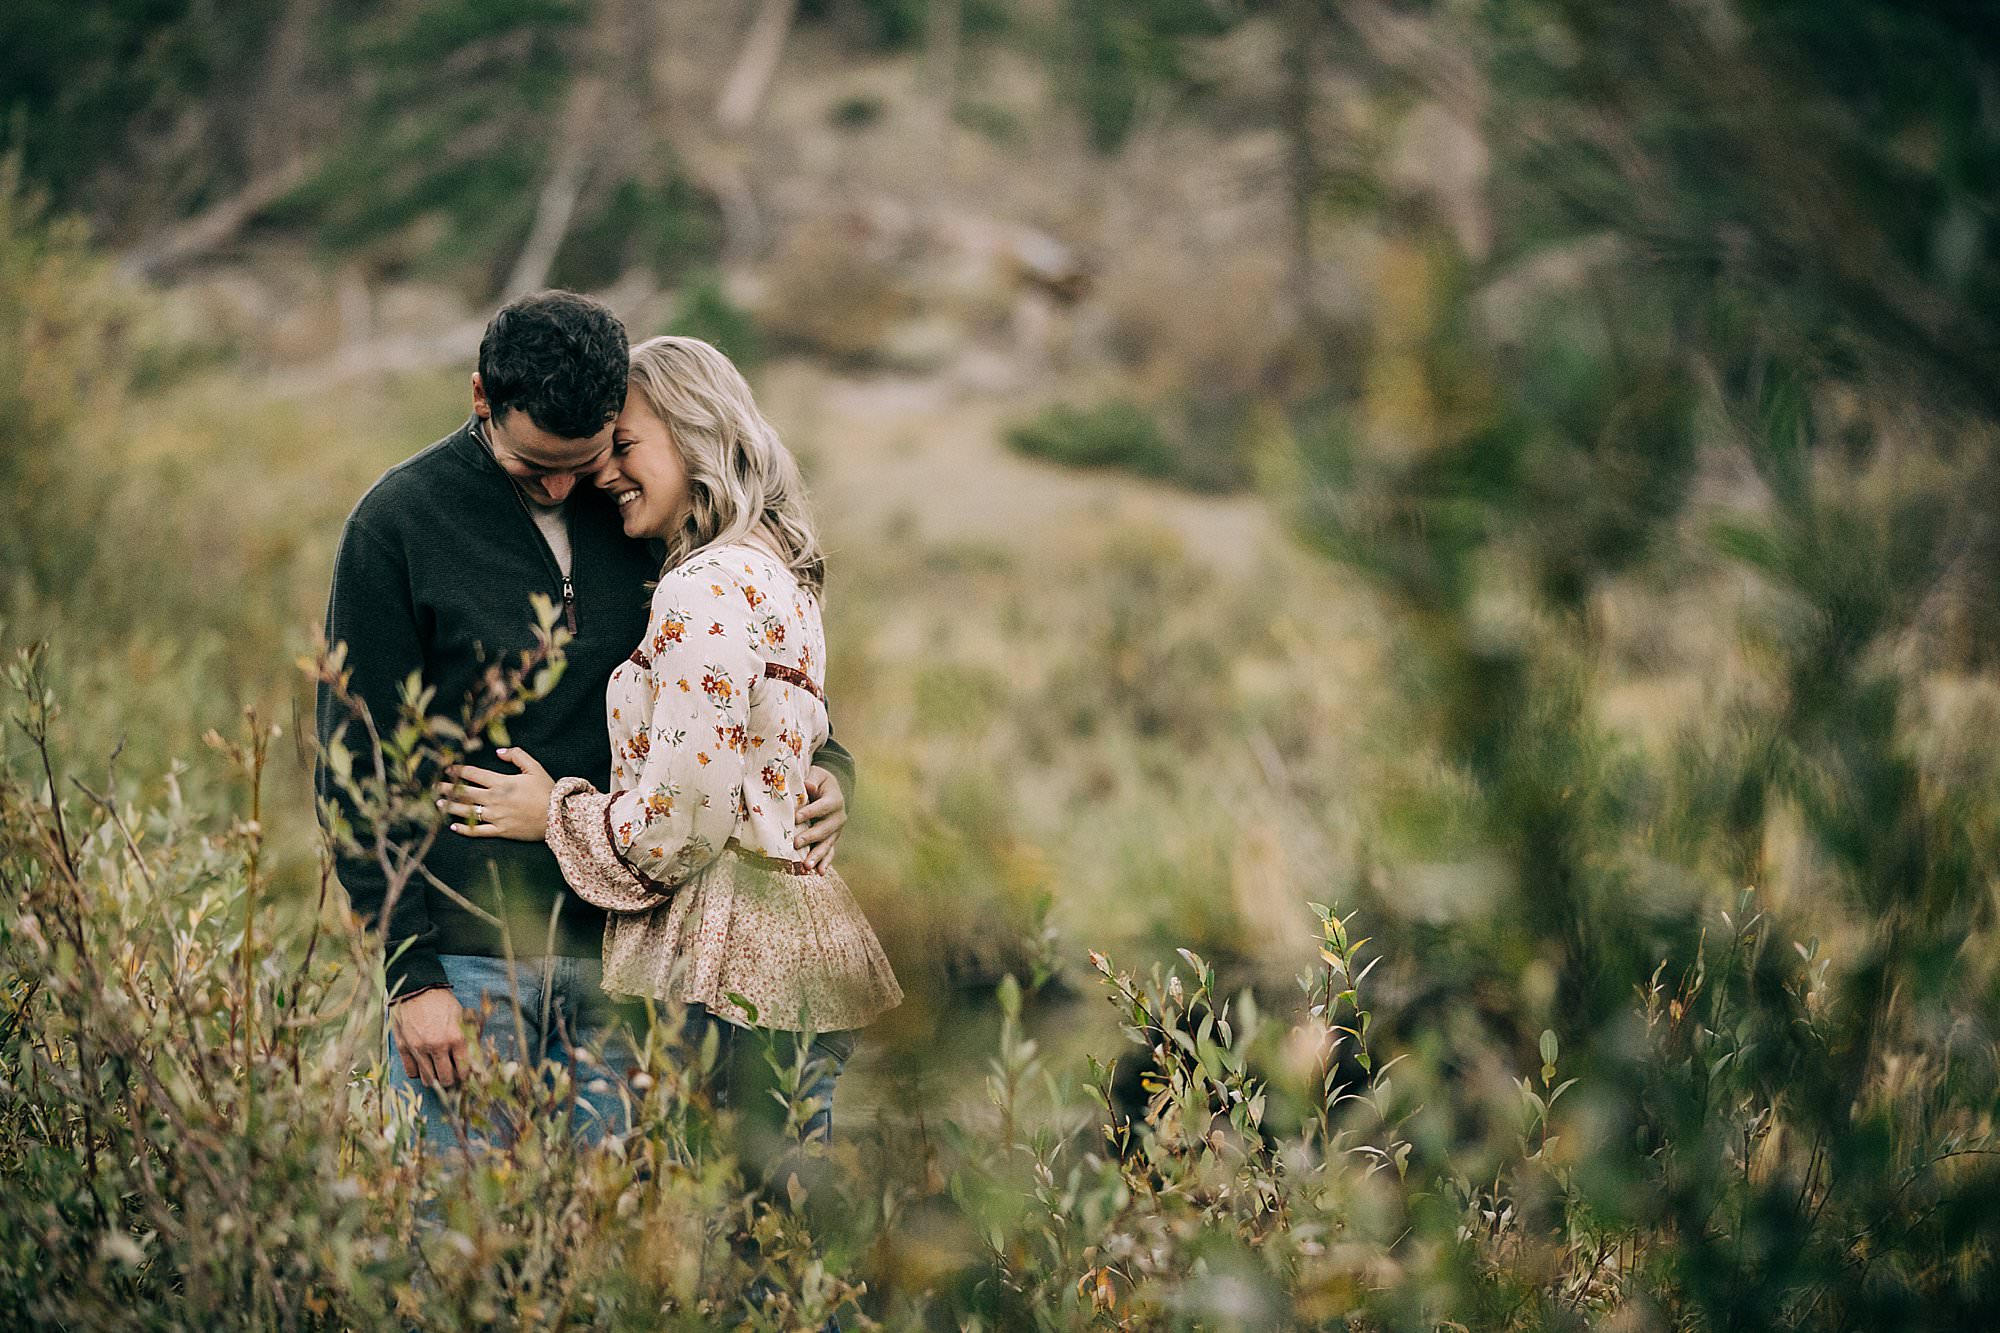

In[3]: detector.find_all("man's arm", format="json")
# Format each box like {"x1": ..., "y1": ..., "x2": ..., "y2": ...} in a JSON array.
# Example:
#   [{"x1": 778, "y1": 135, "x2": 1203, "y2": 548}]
[
  {"x1": 814, "y1": 732, "x2": 856, "y2": 805},
  {"x1": 797, "y1": 731, "x2": 856, "y2": 871},
  {"x1": 314, "y1": 516, "x2": 450, "y2": 1000}
]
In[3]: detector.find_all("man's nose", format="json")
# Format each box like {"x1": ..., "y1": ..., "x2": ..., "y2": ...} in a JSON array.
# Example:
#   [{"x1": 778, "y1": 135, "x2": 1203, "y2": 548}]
[{"x1": 540, "y1": 473, "x2": 578, "y2": 502}]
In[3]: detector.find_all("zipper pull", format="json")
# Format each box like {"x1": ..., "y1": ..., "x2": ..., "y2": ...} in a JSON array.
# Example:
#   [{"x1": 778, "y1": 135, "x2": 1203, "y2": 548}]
[{"x1": 561, "y1": 575, "x2": 577, "y2": 633}]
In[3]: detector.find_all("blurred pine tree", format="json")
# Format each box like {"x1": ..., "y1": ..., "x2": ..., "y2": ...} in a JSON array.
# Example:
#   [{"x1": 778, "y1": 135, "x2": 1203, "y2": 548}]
[{"x1": 1287, "y1": 4, "x2": 2000, "y2": 1321}]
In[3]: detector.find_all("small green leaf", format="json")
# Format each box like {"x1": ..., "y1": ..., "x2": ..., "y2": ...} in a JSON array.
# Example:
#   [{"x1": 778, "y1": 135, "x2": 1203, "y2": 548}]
[
  {"x1": 997, "y1": 973, "x2": 1021, "y2": 1019},
  {"x1": 326, "y1": 736, "x2": 352, "y2": 784}
]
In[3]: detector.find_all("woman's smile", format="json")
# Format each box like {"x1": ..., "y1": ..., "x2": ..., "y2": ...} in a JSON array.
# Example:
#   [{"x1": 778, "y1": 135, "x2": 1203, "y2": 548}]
[{"x1": 597, "y1": 387, "x2": 691, "y2": 538}]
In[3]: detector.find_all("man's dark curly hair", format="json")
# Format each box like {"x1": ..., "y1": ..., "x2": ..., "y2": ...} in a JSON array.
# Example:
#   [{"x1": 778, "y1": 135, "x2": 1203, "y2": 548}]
[{"x1": 477, "y1": 290, "x2": 630, "y2": 440}]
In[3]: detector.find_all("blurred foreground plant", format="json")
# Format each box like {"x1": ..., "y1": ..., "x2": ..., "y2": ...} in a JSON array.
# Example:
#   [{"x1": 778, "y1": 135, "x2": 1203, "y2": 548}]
[
  {"x1": 0, "y1": 636, "x2": 877, "y2": 1330},
  {"x1": 6, "y1": 618, "x2": 1999, "y2": 1328}
]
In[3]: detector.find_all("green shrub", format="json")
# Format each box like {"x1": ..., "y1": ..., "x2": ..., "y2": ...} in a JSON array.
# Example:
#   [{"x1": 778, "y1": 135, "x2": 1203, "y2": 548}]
[
  {"x1": 664, "y1": 272, "x2": 765, "y2": 369},
  {"x1": 827, "y1": 95, "x2": 885, "y2": 130},
  {"x1": 800, "y1": 0, "x2": 1013, "y2": 51},
  {"x1": 553, "y1": 174, "x2": 724, "y2": 293},
  {"x1": 1007, "y1": 398, "x2": 1256, "y2": 492},
  {"x1": 1006, "y1": 399, "x2": 1177, "y2": 478},
  {"x1": 0, "y1": 2, "x2": 277, "y2": 215},
  {"x1": 0, "y1": 644, "x2": 876, "y2": 1330},
  {"x1": 6, "y1": 615, "x2": 2000, "y2": 1328},
  {"x1": 1059, "y1": 0, "x2": 1239, "y2": 154}
]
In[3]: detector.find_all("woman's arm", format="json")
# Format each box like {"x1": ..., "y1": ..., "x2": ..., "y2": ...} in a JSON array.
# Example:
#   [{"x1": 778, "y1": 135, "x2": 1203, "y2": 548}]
[
  {"x1": 549, "y1": 568, "x2": 762, "y2": 907},
  {"x1": 544, "y1": 777, "x2": 669, "y2": 911}
]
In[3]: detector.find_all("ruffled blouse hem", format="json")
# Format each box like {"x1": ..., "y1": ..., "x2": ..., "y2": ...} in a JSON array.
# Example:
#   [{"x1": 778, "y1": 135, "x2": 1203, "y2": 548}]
[
  {"x1": 598, "y1": 852, "x2": 904, "y2": 1034},
  {"x1": 549, "y1": 776, "x2": 901, "y2": 1033}
]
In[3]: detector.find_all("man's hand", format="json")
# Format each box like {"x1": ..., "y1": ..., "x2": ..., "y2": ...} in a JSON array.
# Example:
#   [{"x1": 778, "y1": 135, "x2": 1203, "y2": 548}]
[
  {"x1": 794, "y1": 766, "x2": 847, "y2": 871},
  {"x1": 391, "y1": 986, "x2": 470, "y2": 1087},
  {"x1": 439, "y1": 747, "x2": 555, "y2": 841}
]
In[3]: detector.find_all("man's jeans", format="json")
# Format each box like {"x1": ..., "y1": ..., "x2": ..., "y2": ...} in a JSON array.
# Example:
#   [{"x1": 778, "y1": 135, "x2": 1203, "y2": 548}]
[
  {"x1": 387, "y1": 953, "x2": 644, "y2": 1151},
  {"x1": 387, "y1": 954, "x2": 855, "y2": 1154}
]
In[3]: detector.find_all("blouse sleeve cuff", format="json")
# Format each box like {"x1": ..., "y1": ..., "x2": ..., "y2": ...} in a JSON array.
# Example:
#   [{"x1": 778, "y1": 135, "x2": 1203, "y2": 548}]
[{"x1": 546, "y1": 775, "x2": 676, "y2": 912}]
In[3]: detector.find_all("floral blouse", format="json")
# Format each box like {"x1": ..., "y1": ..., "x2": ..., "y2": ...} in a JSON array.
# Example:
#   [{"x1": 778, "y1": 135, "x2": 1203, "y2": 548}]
[{"x1": 546, "y1": 541, "x2": 901, "y2": 1033}]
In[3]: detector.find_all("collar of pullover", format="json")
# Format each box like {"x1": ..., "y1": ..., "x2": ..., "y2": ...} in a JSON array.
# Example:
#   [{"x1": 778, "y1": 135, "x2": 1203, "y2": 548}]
[{"x1": 445, "y1": 415, "x2": 507, "y2": 476}]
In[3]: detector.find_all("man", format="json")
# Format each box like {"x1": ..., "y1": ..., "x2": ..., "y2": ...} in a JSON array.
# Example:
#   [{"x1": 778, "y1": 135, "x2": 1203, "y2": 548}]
[{"x1": 315, "y1": 290, "x2": 852, "y2": 1147}]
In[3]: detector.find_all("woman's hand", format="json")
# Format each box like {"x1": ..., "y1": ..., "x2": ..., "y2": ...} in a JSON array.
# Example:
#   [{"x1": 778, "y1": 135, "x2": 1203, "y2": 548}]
[{"x1": 439, "y1": 747, "x2": 556, "y2": 842}]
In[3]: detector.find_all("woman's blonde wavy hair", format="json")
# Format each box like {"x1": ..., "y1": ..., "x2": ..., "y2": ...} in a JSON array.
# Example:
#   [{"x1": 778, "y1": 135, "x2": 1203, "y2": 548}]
[{"x1": 627, "y1": 335, "x2": 826, "y2": 595}]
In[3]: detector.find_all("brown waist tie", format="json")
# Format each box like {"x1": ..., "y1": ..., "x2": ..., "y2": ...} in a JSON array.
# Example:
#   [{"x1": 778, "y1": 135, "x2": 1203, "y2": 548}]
[
  {"x1": 762, "y1": 661, "x2": 824, "y2": 700},
  {"x1": 725, "y1": 837, "x2": 813, "y2": 876}
]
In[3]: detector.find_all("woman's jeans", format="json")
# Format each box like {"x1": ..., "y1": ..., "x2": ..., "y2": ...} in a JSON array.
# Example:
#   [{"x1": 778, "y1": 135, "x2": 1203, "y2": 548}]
[
  {"x1": 387, "y1": 954, "x2": 854, "y2": 1156},
  {"x1": 683, "y1": 1000, "x2": 855, "y2": 1152}
]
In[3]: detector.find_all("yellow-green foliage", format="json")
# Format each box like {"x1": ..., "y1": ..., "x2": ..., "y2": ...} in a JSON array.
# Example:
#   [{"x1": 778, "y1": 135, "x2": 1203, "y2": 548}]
[{"x1": 8, "y1": 150, "x2": 2000, "y2": 1328}]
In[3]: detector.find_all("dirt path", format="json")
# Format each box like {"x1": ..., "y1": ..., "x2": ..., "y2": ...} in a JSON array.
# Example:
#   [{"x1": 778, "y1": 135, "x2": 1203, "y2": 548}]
[{"x1": 760, "y1": 360, "x2": 1283, "y2": 576}]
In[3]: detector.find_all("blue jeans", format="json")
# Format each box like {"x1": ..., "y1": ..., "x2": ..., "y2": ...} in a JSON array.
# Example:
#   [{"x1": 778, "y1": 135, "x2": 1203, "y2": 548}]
[
  {"x1": 387, "y1": 956, "x2": 856, "y2": 1155},
  {"x1": 683, "y1": 1002, "x2": 855, "y2": 1151},
  {"x1": 387, "y1": 953, "x2": 644, "y2": 1151}
]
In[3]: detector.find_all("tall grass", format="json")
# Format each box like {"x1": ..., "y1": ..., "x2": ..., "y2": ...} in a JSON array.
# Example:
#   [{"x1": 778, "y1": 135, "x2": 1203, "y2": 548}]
[{"x1": 16, "y1": 631, "x2": 1991, "y2": 1328}]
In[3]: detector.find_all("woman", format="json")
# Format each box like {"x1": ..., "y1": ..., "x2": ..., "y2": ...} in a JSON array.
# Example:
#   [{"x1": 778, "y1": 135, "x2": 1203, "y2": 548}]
[{"x1": 436, "y1": 335, "x2": 902, "y2": 1146}]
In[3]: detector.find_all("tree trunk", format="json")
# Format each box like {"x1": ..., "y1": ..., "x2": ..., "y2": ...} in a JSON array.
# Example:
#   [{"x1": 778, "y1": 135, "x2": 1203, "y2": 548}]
[
  {"x1": 927, "y1": 0, "x2": 962, "y2": 119},
  {"x1": 627, "y1": 0, "x2": 668, "y2": 125},
  {"x1": 122, "y1": 157, "x2": 317, "y2": 279},
  {"x1": 504, "y1": 75, "x2": 606, "y2": 296},
  {"x1": 1280, "y1": 0, "x2": 1319, "y2": 331},
  {"x1": 715, "y1": 0, "x2": 799, "y2": 134},
  {"x1": 246, "y1": 0, "x2": 329, "y2": 177}
]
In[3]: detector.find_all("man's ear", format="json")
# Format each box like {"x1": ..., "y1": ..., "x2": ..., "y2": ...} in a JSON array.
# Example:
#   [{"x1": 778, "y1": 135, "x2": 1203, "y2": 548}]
[{"x1": 471, "y1": 371, "x2": 491, "y2": 421}]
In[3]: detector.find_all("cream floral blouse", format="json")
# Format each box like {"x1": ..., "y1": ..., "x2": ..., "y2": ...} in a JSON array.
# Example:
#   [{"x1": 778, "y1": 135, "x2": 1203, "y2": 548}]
[{"x1": 545, "y1": 541, "x2": 902, "y2": 1033}]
